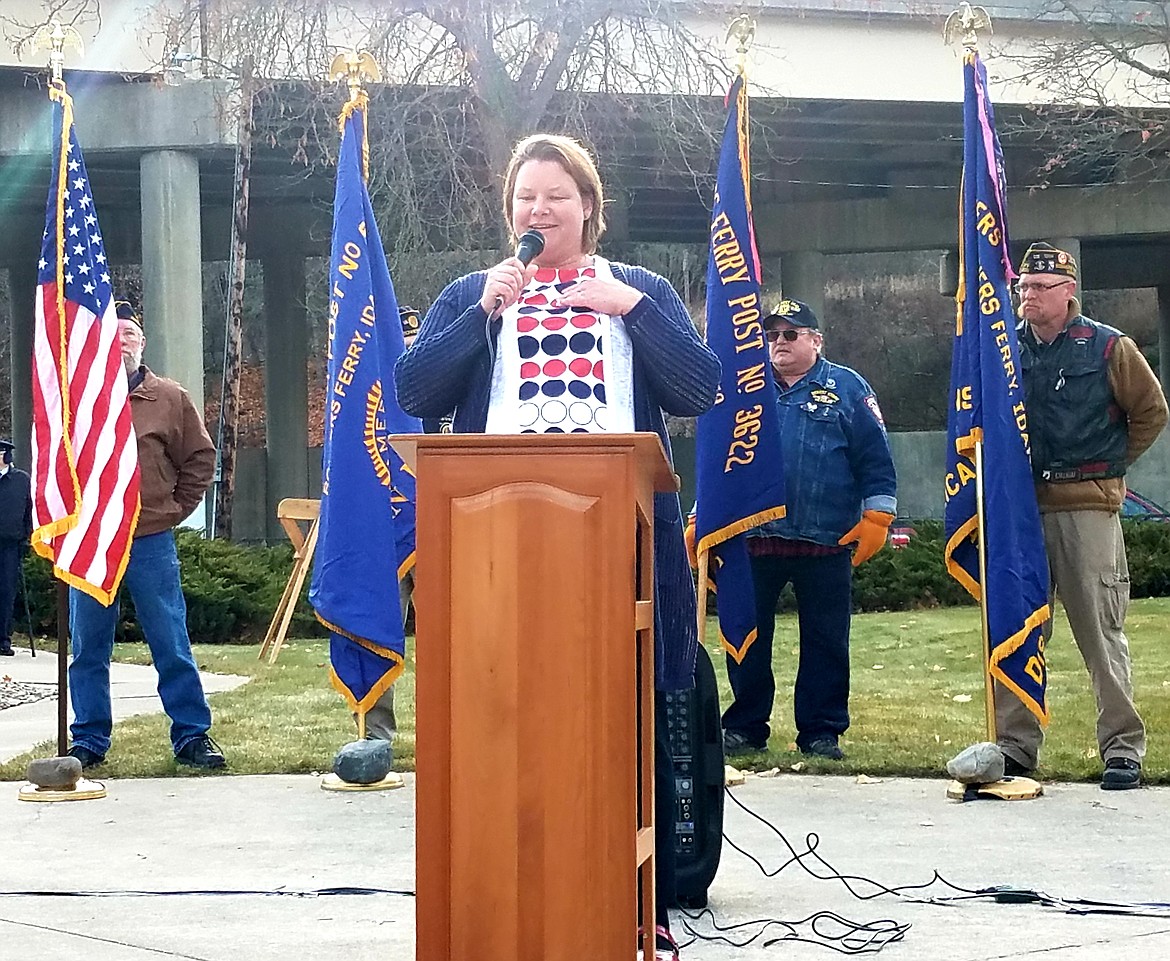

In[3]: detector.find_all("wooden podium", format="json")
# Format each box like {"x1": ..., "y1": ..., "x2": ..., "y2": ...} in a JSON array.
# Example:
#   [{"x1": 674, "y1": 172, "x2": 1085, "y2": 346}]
[{"x1": 391, "y1": 433, "x2": 677, "y2": 961}]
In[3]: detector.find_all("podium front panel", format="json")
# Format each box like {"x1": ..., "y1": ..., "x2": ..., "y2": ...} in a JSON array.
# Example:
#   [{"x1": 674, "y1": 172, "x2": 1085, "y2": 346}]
[{"x1": 410, "y1": 437, "x2": 666, "y2": 961}]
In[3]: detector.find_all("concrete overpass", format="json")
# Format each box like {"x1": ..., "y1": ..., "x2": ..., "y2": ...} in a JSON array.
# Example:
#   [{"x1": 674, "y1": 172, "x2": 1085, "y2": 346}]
[{"x1": 3, "y1": 0, "x2": 1170, "y2": 539}]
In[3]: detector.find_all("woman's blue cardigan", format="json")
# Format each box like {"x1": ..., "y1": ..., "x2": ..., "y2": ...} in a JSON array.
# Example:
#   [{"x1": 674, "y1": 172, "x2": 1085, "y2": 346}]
[{"x1": 395, "y1": 263, "x2": 720, "y2": 690}]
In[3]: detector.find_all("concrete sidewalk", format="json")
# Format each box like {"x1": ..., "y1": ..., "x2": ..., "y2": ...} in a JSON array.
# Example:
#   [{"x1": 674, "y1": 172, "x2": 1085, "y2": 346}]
[
  {"x1": 2, "y1": 771, "x2": 1169, "y2": 960},
  {"x1": 0, "y1": 645, "x2": 249, "y2": 762}
]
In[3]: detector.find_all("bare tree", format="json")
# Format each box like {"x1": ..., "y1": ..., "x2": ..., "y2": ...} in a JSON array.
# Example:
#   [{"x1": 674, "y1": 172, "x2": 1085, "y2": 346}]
[
  {"x1": 128, "y1": 1, "x2": 735, "y2": 525},
  {"x1": 0, "y1": 1, "x2": 103, "y2": 57},
  {"x1": 138, "y1": 1, "x2": 733, "y2": 266},
  {"x1": 999, "y1": 2, "x2": 1170, "y2": 185}
]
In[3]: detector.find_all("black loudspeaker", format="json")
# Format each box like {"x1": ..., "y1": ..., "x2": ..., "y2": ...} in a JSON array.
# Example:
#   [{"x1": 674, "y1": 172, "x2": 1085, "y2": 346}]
[{"x1": 664, "y1": 644, "x2": 724, "y2": 908}]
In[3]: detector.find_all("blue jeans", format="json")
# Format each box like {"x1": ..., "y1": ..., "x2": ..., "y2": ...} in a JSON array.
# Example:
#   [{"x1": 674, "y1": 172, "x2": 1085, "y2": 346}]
[
  {"x1": 69, "y1": 530, "x2": 212, "y2": 755},
  {"x1": 723, "y1": 551, "x2": 853, "y2": 750}
]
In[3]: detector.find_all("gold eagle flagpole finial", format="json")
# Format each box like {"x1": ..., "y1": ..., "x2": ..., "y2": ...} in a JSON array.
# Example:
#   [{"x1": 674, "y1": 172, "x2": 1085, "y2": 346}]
[
  {"x1": 726, "y1": 14, "x2": 756, "y2": 73},
  {"x1": 328, "y1": 50, "x2": 382, "y2": 104},
  {"x1": 944, "y1": 2, "x2": 993, "y2": 51},
  {"x1": 33, "y1": 20, "x2": 84, "y2": 86}
]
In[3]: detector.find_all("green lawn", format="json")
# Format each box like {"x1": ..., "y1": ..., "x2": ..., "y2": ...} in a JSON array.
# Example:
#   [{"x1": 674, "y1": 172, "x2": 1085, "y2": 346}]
[{"x1": 4, "y1": 598, "x2": 1169, "y2": 783}]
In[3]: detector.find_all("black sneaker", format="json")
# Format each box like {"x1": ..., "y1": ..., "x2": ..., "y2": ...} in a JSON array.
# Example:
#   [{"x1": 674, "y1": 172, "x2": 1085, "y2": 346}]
[
  {"x1": 1002, "y1": 755, "x2": 1035, "y2": 779},
  {"x1": 723, "y1": 730, "x2": 766, "y2": 757},
  {"x1": 67, "y1": 744, "x2": 106, "y2": 769},
  {"x1": 0, "y1": 645, "x2": 15, "y2": 656},
  {"x1": 175, "y1": 734, "x2": 226, "y2": 770},
  {"x1": 802, "y1": 738, "x2": 845, "y2": 761},
  {"x1": 1101, "y1": 757, "x2": 1141, "y2": 791}
]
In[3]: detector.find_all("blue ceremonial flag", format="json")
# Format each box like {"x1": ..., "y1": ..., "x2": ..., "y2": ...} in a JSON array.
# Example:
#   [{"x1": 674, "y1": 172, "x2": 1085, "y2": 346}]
[
  {"x1": 310, "y1": 93, "x2": 421, "y2": 715},
  {"x1": 945, "y1": 50, "x2": 1051, "y2": 725},
  {"x1": 695, "y1": 74, "x2": 787, "y2": 663}
]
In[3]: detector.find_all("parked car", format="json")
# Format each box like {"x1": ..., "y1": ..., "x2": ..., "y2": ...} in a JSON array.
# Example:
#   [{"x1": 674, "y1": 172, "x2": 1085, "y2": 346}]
[
  {"x1": 1122, "y1": 490, "x2": 1170, "y2": 521},
  {"x1": 890, "y1": 523, "x2": 916, "y2": 549},
  {"x1": 887, "y1": 490, "x2": 1167, "y2": 550}
]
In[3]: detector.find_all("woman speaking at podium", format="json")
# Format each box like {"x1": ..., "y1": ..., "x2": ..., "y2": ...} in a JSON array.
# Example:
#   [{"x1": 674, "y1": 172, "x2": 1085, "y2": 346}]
[{"x1": 395, "y1": 133, "x2": 719, "y2": 959}]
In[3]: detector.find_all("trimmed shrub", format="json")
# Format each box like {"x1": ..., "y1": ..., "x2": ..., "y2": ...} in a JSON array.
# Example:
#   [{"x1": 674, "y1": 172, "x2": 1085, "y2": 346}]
[
  {"x1": 171, "y1": 532, "x2": 324, "y2": 643},
  {"x1": 16, "y1": 518, "x2": 1170, "y2": 642},
  {"x1": 1121, "y1": 520, "x2": 1170, "y2": 598},
  {"x1": 852, "y1": 520, "x2": 975, "y2": 612},
  {"x1": 851, "y1": 517, "x2": 1170, "y2": 611},
  {"x1": 19, "y1": 533, "x2": 325, "y2": 645}
]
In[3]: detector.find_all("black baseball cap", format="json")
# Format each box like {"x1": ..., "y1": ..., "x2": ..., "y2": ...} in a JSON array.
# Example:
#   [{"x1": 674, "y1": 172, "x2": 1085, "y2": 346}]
[{"x1": 764, "y1": 299, "x2": 819, "y2": 330}]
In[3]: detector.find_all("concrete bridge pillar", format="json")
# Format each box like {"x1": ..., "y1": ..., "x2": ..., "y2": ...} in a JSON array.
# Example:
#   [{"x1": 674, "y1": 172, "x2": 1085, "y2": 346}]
[
  {"x1": 780, "y1": 249, "x2": 826, "y2": 330},
  {"x1": 262, "y1": 255, "x2": 309, "y2": 542},
  {"x1": 938, "y1": 248, "x2": 959, "y2": 297},
  {"x1": 139, "y1": 150, "x2": 205, "y2": 411},
  {"x1": 6, "y1": 260, "x2": 36, "y2": 468}
]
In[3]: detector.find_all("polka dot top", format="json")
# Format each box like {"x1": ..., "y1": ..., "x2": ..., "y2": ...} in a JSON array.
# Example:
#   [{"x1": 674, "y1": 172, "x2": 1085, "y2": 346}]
[{"x1": 486, "y1": 262, "x2": 635, "y2": 435}]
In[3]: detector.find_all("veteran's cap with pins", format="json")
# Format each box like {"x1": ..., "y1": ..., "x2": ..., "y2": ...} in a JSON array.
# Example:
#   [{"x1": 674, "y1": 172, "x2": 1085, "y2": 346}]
[{"x1": 1019, "y1": 242, "x2": 1077, "y2": 278}]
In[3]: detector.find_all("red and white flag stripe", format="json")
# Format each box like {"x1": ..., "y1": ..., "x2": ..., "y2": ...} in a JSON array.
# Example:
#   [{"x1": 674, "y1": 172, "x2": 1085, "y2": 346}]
[{"x1": 30, "y1": 83, "x2": 140, "y2": 606}]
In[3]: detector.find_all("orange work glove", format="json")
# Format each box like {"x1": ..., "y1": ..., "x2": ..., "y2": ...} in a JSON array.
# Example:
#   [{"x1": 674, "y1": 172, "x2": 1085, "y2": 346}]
[
  {"x1": 684, "y1": 515, "x2": 698, "y2": 570},
  {"x1": 837, "y1": 510, "x2": 895, "y2": 567}
]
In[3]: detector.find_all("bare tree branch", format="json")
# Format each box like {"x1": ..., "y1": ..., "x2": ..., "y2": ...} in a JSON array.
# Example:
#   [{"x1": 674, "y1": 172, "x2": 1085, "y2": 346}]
[
  {"x1": 132, "y1": 0, "x2": 731, "y2": 271},
  {"x1": 1, "y1": 0, "x2": 104, "y2": 58},
  {"x1": 998, "y1": 2, "x2": 1170, "y2": 185}
]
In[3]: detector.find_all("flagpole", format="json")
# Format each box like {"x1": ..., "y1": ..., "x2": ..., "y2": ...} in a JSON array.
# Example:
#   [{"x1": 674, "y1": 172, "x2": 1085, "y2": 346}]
[
  {"x1": 696, "y1": 551, "x2": 710, "y2": 652},
  {"x1": 946, "y1": 2, "x2": 998, "y2": 745},
  {"x1": 942, "y1": 4, "x2": 1042, "y2": 801},
  {"x1": 57, "y1": 585, "x2": 69, "y2": 754},
  {"x1": 696, "y1": 15, "x2": 754, "y2": 661},
  {"x1": 319, "y1": 49, "x2": 395, "y2": 764},
  {"x1": 973, "y1": 439, "x2": 996, "y2": 741},
  {"x1": 35, "y1": 20, "x2": 84, "y2": 760}
]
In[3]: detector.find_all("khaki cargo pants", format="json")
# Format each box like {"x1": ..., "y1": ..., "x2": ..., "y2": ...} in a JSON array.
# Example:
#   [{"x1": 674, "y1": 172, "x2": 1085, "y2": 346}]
[
  {"x1": 996, "y1": 510, "x2": 1145, "y2": 770},
  {"x1": 357, "y1": 570, "x2": 414, "y2": 741}
]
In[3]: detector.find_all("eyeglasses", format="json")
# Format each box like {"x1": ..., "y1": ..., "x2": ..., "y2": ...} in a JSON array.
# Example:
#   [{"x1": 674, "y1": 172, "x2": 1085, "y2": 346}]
[
  {"x1": 1014, "y1": 279, "x2": 1073, "y2": 295},
  {"x1": 765, "y1": 328, "x2": 806, "y2": 342}
]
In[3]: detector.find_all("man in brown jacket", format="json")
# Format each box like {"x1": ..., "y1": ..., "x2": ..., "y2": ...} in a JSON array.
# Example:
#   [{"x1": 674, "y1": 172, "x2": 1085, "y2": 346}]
[
  {"x1": 67, "y1": 302, "x2": 226, "y2": 770},
  {"x1": 997, "y1": 242, "x2": 1168, "y2": 790}
]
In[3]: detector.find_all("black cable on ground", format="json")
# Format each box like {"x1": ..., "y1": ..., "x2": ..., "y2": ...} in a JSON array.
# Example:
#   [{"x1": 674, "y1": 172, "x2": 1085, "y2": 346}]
[
  {"x1": 687, "y1": 779, "x2": 1170, "y2": 961},
  {"x1": 0, "y1": 885, "x2": 415, "y2": 898},
  {"x1": 722, "y1": 783, "x2": 983, "y2": 904},
  {"x1": 676, "y1": 906, "x2": 909, "y2": 955}
]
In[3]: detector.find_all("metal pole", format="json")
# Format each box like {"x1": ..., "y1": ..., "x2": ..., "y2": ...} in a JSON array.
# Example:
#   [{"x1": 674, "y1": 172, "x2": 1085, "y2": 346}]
[
  {"x1": 974, "y1": 439, "x2": 996, "y2": 741},
  {"x1": 56, "y1": 580, "x2": 68, "y2": 756},
  {"x1": 19, "y1": 562, "x2": 36, "y2": 656},
  {"x1": 695, "y1": 549, "x2": 711, "y2": 649}
]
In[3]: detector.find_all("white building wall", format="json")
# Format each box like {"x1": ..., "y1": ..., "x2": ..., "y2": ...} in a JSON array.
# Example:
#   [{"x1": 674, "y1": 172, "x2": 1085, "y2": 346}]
[{"x1": 2, "y1": 0, "x2": 1163, "y2": 108}]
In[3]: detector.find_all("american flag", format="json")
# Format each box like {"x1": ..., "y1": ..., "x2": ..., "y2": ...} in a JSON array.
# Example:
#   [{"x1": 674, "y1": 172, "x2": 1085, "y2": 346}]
[{"x1": 30, "y1": 83, "x2": 140, "y2": 605}]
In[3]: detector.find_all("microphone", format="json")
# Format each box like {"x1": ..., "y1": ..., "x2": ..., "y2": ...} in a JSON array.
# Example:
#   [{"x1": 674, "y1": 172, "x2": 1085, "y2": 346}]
[{"x1": 491, "y1": 229, "x2": 545, "y2": 315}]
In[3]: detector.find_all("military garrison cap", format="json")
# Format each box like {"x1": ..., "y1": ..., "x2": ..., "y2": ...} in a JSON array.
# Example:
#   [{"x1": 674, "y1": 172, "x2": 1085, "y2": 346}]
[
  {"x1": 1019, "y1": 242, "x2": 1077, "y2": 278},
  {"x1": 399, "y1": 306, "x2": 421, "y2": 338}
]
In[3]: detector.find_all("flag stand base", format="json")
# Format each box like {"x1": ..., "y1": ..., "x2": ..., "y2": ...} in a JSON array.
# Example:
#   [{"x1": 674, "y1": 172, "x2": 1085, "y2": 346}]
[
  {"x1": 320, "y1": 772, "x2": 404, "y2": 792},
  {"x1": 946, "y1": 776, "x2": 1042, "y2": 802},
  {"x1": 17, "y1": 778, "x2": 107, "y2": 802}
]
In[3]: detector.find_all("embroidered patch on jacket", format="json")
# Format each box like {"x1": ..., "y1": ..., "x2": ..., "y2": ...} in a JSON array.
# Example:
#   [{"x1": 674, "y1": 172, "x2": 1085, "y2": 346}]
[
  {"x1": 864, "y1": 394, "x2": 885, "y2": 426},
  {"x1": 810, "y1": 389, "x2": 839, "y2": 405}
]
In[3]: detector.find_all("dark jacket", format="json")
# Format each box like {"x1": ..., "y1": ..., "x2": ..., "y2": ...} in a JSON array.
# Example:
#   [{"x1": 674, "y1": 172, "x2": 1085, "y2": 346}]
[
  {"x1": 1018, "y1": 313, "x2": 1168, "y2": 513},
  {"x1": 394, "y1": 263, "x2": 721, "y2": 690},
  {"x1": 749, "y1": 357, "x2": 897, "y2": 546},
  {"x1": 0, "y1": 467, "x2": 33, "y2": 544},
  {"x1": 130, "y1": 368, "x2": 216, "y2": 537},
  {"x1": 1020, "y1": 317, "x2": 1129, "y2": 484}
]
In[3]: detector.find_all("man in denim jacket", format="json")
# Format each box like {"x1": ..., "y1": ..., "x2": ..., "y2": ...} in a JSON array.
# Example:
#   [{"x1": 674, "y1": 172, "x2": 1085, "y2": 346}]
[{"x1": 722, "y1": 300, "x2": 896, "y2": 760}]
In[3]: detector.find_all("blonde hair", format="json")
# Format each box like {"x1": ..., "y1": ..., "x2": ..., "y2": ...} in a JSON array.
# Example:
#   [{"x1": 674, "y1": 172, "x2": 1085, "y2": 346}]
[{"x1": 502, "y1": 134, "x2": 607, "y2": 254}]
